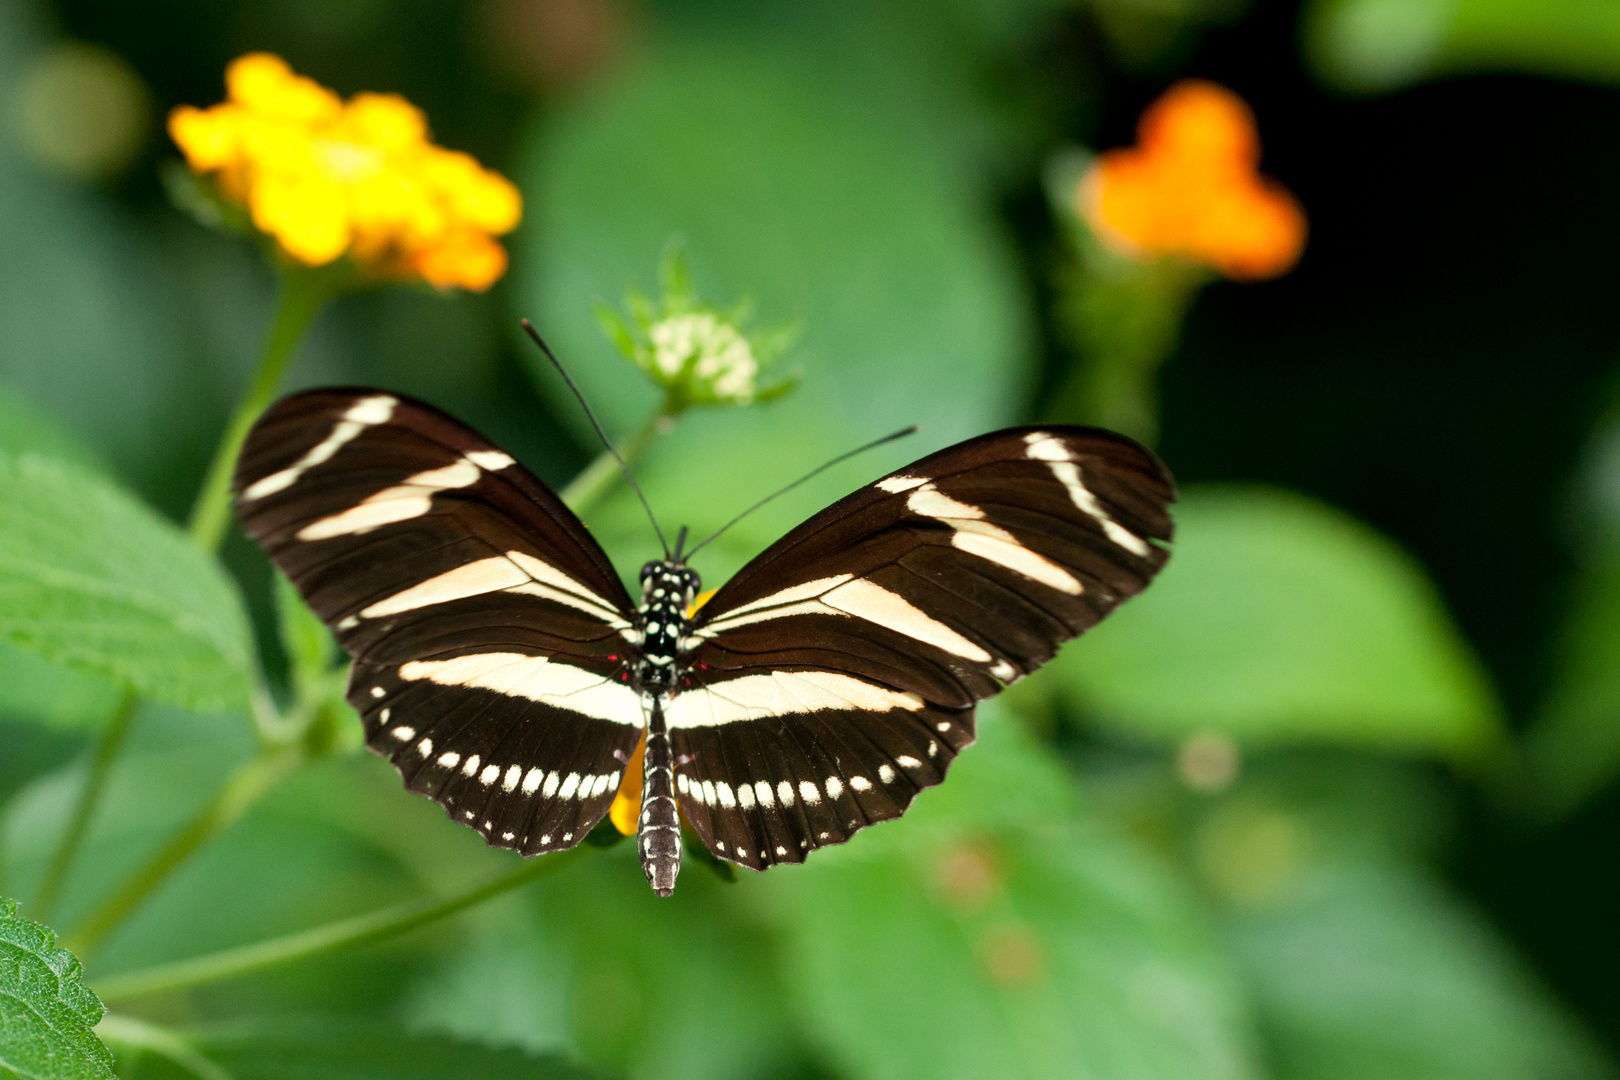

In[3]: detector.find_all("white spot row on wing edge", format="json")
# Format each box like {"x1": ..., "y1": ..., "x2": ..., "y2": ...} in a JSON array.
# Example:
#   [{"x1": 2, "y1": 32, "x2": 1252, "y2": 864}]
[{"x1": 405, "y1": 736, "x2": 622, "y2": 802}]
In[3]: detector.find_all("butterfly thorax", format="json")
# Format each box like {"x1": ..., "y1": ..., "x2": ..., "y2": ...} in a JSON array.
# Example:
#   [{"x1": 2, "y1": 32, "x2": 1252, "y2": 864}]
[
  {"x1": 633, "y1": 559, "x2": 700, "y2": 896},
  {"x1": 634, "y1": 560, "x2": 700, "y2": 691}
]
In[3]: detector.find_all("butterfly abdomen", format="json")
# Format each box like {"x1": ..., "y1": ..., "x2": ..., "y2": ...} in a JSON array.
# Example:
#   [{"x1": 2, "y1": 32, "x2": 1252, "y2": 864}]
[{"x1": 639, "y1": 699, "x2": 681, "y2": 896}]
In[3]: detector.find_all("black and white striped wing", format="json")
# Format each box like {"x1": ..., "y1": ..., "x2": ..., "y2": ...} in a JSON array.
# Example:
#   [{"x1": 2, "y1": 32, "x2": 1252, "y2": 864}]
[
  {"x1": 669, "y1": 427, "x2": 1173, "y2": 869},
  {"x1": 234, "y1": 388, "x2": 644, "y2": 856}
]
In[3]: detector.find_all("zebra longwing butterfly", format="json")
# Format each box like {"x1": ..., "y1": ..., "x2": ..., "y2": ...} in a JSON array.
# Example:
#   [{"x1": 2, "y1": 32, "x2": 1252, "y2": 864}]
[{"x1": 234, "y1": 388, "x2": 1174, "y2": 895}]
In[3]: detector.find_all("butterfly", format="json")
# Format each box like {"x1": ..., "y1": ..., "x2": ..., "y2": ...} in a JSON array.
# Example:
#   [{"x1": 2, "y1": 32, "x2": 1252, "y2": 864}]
[{"x1": 234, "y1": 387, "x2": 1174, "y2": 895}]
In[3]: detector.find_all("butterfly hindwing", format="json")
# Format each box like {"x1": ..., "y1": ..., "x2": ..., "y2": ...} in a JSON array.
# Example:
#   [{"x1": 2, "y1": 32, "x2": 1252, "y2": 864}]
[
  {"x1": 670, "y1": 426, "x2": 1173, "y2": 867},
  {"x1": 234, "y1": 388, "x2": 644, "y2": 855}
]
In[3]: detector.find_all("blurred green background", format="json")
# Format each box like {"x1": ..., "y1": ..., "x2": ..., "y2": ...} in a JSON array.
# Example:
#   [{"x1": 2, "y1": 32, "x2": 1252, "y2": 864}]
[{"x1": 4, "y1": 0, "x2": 1620, "y2": 1077}]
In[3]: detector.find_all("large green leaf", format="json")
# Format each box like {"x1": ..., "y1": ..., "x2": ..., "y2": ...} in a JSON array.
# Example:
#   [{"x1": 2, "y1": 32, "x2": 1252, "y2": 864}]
[
  {"x1": 770, "y1": 712, "x2": 1261, "y2": 1080},
  {"x1": 113, "y1": 1019, "x2": 597, "y2": 1080},
  {"x1": 0, "y1": 896, "x2": 114, "y2": 1080},
  {"x1": 1043, "y1": 486, "x2": 1501, "y2": 760},
  {"x1": 0, "y1": 386, "x2": 121, "y2": 730},
  {"x1": 1196, "y1": 760, "x2": 1614, "y2": 1080},
  {"x1": 0, "y1": 385, "x2": 100, "y2": 475},
  {"x1": 410, "y1": 841, "x2": 804, "y2": 1080},
  {"x1": 516, "y1": 18, "x2": 1032, "y2": 585},
  {"x1": 0, "y1": 646, "x2": 121, "y2": 732},
  {"x1": 0, "y1": 454, "x2": 253, "y2": 713}
]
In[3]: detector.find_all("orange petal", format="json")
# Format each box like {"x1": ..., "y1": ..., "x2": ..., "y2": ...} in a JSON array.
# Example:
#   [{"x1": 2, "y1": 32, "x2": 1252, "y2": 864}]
[
  {"x1": 609, "y1": 728, "x2": 648, "y2": 836},
  {"x1": 1078, "y1": 79, "x2": 1306, "y2": 279},
  {"x1": 1139, "y1": 79, "x2": 1258, "y2": 173},
  {"x1": 1199, "y1": 181, "x2": 1308, "y2": 280},
  {"x1": 412, "y1": 228, "x2": 509, "y2": 291}
]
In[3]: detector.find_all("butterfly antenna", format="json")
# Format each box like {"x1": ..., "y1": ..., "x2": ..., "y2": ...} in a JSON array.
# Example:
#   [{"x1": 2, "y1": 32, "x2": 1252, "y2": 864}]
[
  {"x1": 520, "y1": 319, "x2": 670, "y2": 559},
  {"x1": 684, "y1": 425, "x2": 919, "y2": 560}
]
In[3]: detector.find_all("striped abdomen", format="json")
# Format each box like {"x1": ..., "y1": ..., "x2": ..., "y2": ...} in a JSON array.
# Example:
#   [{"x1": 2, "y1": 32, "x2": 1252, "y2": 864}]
[{"x1": 638, "y1": 699, "x2": 681, "y2": 896}]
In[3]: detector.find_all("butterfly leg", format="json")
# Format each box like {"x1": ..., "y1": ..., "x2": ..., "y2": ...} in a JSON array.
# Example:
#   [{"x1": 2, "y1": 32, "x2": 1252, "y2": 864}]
[{"x1": 639, "y1": 698, "x2": 682, "y2": 896}]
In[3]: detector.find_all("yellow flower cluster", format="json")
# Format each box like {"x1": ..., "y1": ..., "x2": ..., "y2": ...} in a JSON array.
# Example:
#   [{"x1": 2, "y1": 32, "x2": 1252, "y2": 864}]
[{"x1": 169, "y1": 53, "x2": 521, "y2": 291}]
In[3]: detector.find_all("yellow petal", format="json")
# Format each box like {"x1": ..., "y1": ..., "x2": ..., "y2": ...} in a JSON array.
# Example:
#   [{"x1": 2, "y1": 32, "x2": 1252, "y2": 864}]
[
  {"x1": 685, "y1": 588, "x2": 717, "y2": 619},
  {"x1": 167, "y1": 104, "x2": 240, "y2": 171},
  {"x1": 341, "y1": 92, "x2": 428, "y2": 152},
  {"x1": 250, "y1": 170, "x2": 350, "y2": 265},
  {"x1": 418, "y1": 149, "x2": 522, "y2": 234},
  {"x1": 238, "y1": 115, "x2": 318, "y2": 172},
  {"x1": 227, "y1": 52, "x2": 340, "y2": 124}
]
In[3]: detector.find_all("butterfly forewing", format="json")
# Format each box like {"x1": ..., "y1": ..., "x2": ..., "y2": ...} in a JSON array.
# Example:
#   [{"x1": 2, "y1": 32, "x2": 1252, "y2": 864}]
[
  {"x1": 234, "y1": 388, "x2": 644, "y2": 855},
  {"x1": 670, "y1": 426, "x2": 1173, "y2": 868}
]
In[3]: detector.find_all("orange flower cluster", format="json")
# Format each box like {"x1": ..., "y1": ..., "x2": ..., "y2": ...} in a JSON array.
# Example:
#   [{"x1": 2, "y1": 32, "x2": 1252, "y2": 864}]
[
  {"x1": 169, "y1": 53, "x2": 521, "y2": 291},
  {"x1": 1080, "y1": 80, "x2": 1306, "y2": 281}
]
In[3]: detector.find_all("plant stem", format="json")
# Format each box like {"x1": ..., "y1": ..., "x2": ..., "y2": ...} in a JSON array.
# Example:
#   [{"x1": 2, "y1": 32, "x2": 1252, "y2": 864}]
[
  {"x1": 92, "y1": 847, "x2": 584, "y2": 1003},
  {"x1": 64, "y1": 746, "x2": 304, "y2": 958},
  {"x1": 559, "y1": 407, "x2": 675, "y2": 516},
  {"x1": 1045, "y1": 251, "x2": 1206, "y2": 446},
  {"x1": 30, "y1": 690, "x2": 139, "y2": 924},
  {"x1": 187, "y1": 268, "x2": 334, "y2": 553},
  {"x1": 95, "y1": 1014, "x2": 231, "y2": 1080}
]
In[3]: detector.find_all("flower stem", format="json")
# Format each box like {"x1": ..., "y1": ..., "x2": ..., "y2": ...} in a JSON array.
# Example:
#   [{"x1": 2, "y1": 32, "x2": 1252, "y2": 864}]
[
  {"x1": 1045, "y1": 253, "x2": 1206, "y2": 446},
  {"x1": 64, "y1": 745, "x2": 304, "y2": 958},
  {"x1": 187, "y1": 267, "x2": 334, "y2": 553},
  {"x1": 559, "y1": 407, "x2": 675, "y2": 517},
  {"x1": 30, "y1": 690, "x2": 139, "y2": 924},
  {"x1": 91, "y1": 847, "x2": 584, "y2": 1003}
]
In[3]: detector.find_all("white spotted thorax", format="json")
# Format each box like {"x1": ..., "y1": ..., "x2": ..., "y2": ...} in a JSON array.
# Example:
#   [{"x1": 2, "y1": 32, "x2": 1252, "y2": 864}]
[{"x1": 635, "y1": 560, "x2": 701, "y2": 684}]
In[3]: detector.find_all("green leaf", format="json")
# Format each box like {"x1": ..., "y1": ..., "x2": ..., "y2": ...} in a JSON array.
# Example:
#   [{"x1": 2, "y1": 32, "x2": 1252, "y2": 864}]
[
  {"x1": 274, "y1": 573, "x2": 334, "y2": 693},
  {"x1": 1304, "y1": 0, "x2": 1620, "y2": 95},
  {"x1": 770, "y1": 714, "x2": 1262, "y2": 1080},
  {"x1": 0, "y1": 384, "x2": 100, "y2": 475},
  {"x1": 409, "y1": 845, "x2": 803, "y2": 1080},
  {"x1": 113, "y1": 1019, "x2": 596, "y2": 1080},
  {"x1": 0, "y1": 454, "x2": 254, "y2": 713},
  {"x1": 1198, "y1": 761, "x2": 1615, "y2": 1080},
  {"x1": 0, "y1": 896, "x2": 115, "y2": 1080},
  {"x1": 1233, "y1": 866, "x2": 1614, "y2": 1080},
  {"x1": 0, "y1": 645, "x2": 121, "y2": 731},
  {"x1": 1045, "y1": 486, "x2": 1501, "y2": 761},
  {"x1": 1525, "y1": 546, "x2": 1620, "y2": 816},
  {"x1": 516, "y1": 21, "x2": 1032, "y2": 585},
  {"x1": 0, "y1": 386, "x2": 122, "y2": 730}
]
